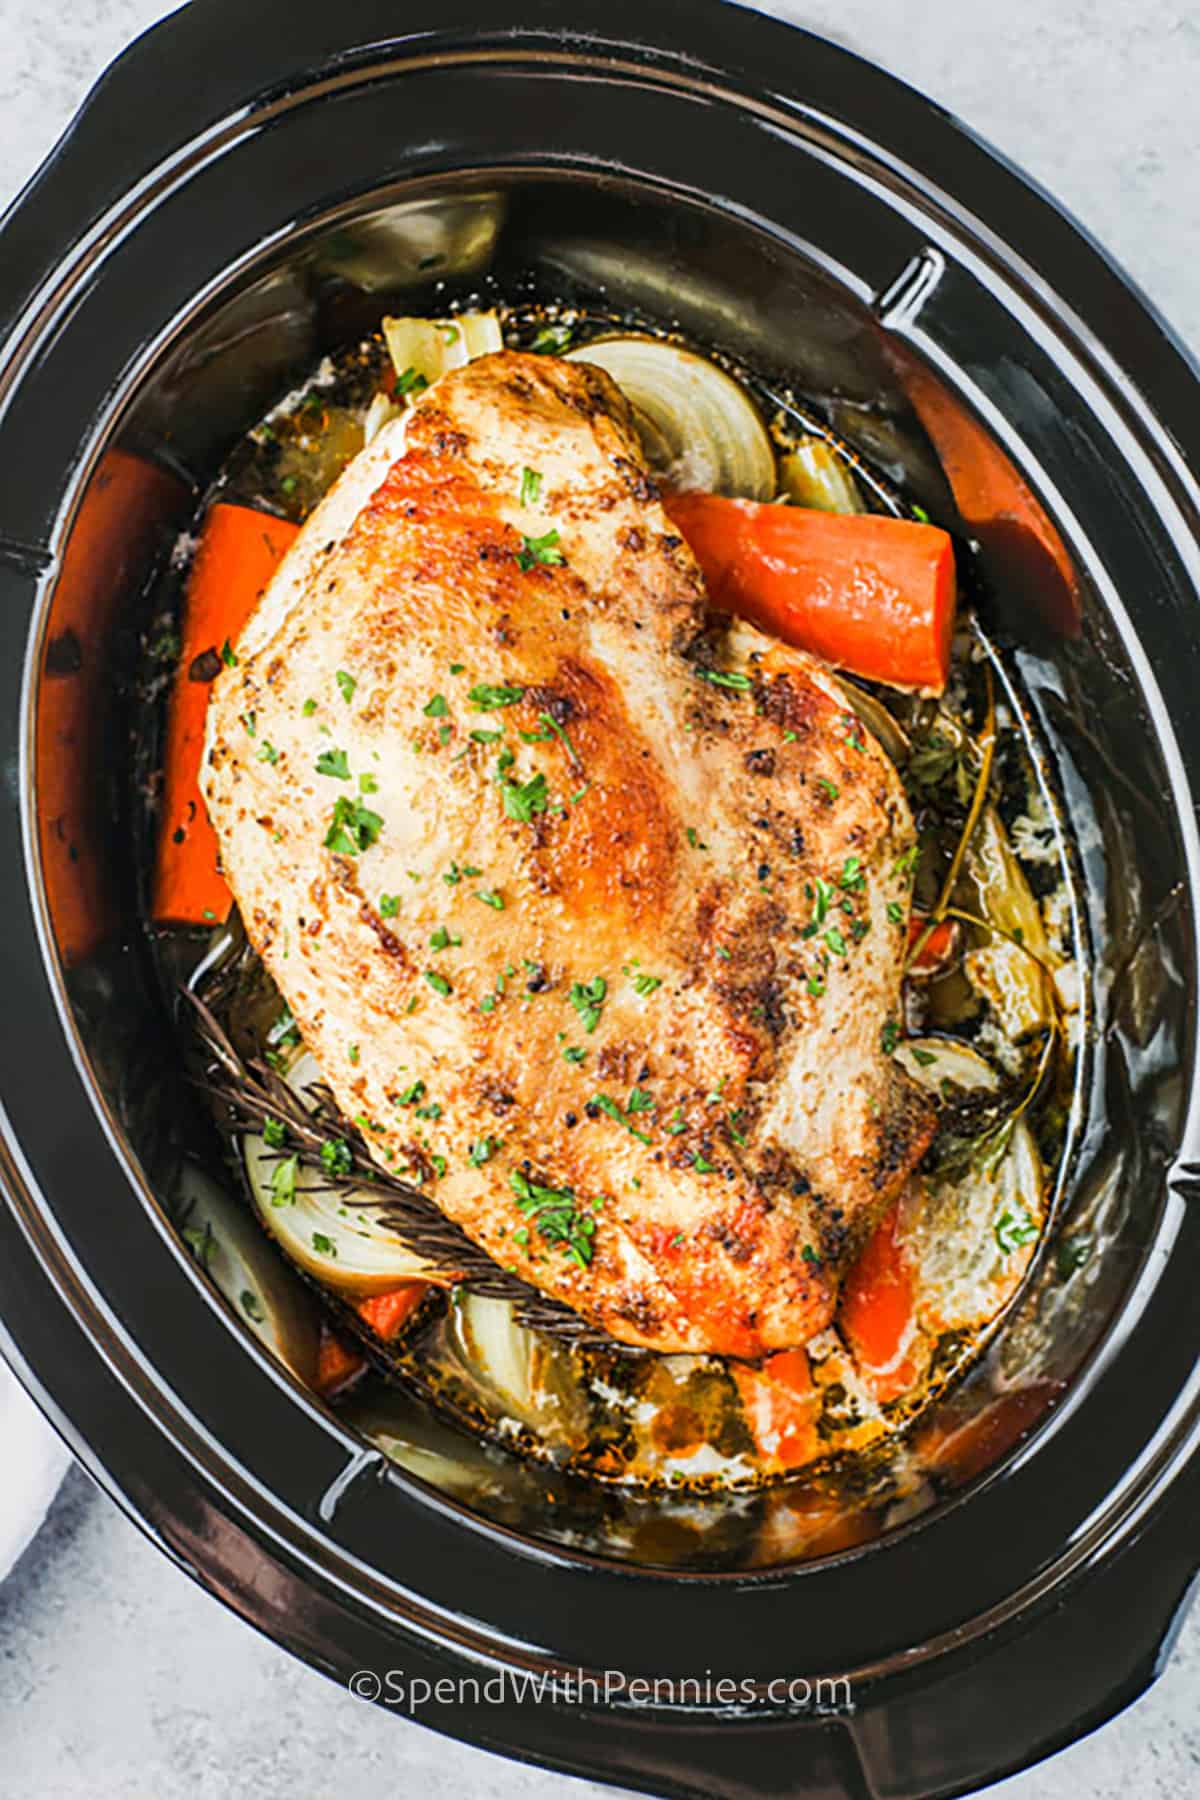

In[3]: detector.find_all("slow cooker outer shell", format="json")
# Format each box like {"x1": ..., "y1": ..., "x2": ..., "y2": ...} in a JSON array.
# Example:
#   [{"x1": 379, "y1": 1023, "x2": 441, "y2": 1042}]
[{"x1": 4, "y1": 3, "x2": 1200, "y2": 1796}]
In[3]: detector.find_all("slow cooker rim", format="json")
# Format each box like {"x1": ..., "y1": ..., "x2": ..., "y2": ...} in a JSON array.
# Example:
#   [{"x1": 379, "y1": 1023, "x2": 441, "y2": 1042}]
[{"x1": 0, "y1": 0, "x2": 1194, "y2": 1771}]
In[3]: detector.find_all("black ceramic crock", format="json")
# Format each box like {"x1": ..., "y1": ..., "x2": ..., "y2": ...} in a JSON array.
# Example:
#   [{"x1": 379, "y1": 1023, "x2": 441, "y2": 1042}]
[{"x1": 3, "y1": 3, "x2": 1200, "y2": 1794}]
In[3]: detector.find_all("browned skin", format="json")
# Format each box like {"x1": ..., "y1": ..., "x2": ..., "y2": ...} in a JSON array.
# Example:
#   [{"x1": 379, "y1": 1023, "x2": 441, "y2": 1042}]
[{"x1": 203, "y1": 351, "x2": 934, "y2": 1356}]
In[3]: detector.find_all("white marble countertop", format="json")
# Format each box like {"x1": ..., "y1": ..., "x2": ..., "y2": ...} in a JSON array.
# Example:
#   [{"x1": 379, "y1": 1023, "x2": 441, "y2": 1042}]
[{"x1": 2, "y1": 1, "x2": 1199, "y2": 1795}]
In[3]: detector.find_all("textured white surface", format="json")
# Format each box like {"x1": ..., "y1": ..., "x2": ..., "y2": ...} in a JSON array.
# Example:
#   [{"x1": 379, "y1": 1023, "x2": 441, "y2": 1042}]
[
  {"x1": 2, "y1": 1, "x2": 1200, "y2": 1796},
  {"x1": 0, "y1": 1364, "x2": 69, "y2": 1582}
]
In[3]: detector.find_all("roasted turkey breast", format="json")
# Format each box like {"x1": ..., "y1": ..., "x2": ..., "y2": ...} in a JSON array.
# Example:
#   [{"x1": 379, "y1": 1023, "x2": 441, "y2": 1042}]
[{"x1": 203, "y1": 350, "x2": 934, "y2": 1356}]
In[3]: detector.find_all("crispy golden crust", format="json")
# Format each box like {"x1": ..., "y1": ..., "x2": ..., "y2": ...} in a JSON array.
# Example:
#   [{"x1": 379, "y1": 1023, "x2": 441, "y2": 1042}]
[{"x1": 203, "y1": 351, "x2": 933, "y2": 1356}]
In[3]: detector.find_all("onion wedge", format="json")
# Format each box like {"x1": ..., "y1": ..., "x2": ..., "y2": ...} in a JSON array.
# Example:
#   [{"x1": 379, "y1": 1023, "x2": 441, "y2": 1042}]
[{"x1": 566, "y1": 336, "x2": 776, "y2": 499}]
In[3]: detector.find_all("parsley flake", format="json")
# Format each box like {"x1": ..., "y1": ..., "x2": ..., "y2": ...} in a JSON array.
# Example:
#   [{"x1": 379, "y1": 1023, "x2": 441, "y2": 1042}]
[
  {"x1": 519, "y1": 467, "x2": 543, "y2": 507},
  {"x1": 517, "y1": 529, "x2": 564, "y2": 572},
  {"x1": 569, "y1": 975, "x2": 607, "y2": 1033},
  {"x1": 469, "y1": 683, "x2": 525, "y2": 711},
  {"x1": 316, "y1": 747, "x2": 351, "y2": 780}
]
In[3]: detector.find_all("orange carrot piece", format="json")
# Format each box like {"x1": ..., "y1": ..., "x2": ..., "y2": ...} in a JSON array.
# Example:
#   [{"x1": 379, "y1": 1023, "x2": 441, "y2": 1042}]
[
  {"x1": 733, "y1": 1347, "x2": 820, "y2": 1471},
  {"x1": 839, "y1": 1202, "x2": 923, "y2": 1402},
  {"x1": 907, "y1": 913, "x2": 960, "y2": 975},
  {"x1": 153, "y1": 504, "x2": 299, "y2": 925},
  {"x1": 356, "y1": 1284, "x2": 430, "y2": 1342},
  {"x1": 38, "y1": 449, "x2": 184, "y2": 964},
  {"x1": 315, "y1": 1326, "x2": 366, "y2": 1398},
  {"x1": 895, "y1": 353, "x2": 1082, "y2": 640},
  {"x1": 664, "y1": 492, "x2": 957, "y2": 694}
]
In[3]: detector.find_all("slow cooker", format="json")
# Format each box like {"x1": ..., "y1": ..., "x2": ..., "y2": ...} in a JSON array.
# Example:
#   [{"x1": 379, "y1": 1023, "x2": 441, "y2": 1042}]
[{"x1": 3, "y1": 3, "x2": 1200, "y2": 1794}]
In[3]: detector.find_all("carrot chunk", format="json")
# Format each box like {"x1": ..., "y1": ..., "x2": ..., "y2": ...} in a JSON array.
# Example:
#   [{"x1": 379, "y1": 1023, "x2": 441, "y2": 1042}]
[
  {"x1": 733, "y1": 1347, "x2": 821, "y2": 1471},
  {"x1": 356, "y1": 1284, "x2": 429, "y2": 1342},
  {"x1": 839, "y1": 1201, "x2": 924, "y2": 1402},
  {"x1": 153, "y1": 504, "x2": 299, "y2": 925},
  {"x1": 664, "y1": 492, "x2": 956, "y2": 694}
]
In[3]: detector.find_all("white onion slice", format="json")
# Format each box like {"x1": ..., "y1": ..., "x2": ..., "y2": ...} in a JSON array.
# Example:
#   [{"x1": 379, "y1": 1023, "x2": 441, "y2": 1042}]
[
  {"x1": 895, "y1": 1036, "x2": 1045, "y2": 1335},
  {"x1": 779, "y1": 439, "x2": 865, "y2": 514},
  {"x1": 243, "y1": 1052, "x2": 444, "y2": 1297},
  {"x1": 566, "y1": 336, "x2": 776, "y2": 500},
  {"x1": 381, "y1": 309, "x2": 503, "y2": 391}
]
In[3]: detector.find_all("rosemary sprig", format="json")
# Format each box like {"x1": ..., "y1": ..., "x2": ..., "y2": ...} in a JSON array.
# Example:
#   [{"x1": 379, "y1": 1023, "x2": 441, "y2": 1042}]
[
  {"x1": 180, "y1": 986, "x2": 628, "y2": 1349},
  {"x1": 906, "y1": 664, "x2": 996, "y2": 974}
]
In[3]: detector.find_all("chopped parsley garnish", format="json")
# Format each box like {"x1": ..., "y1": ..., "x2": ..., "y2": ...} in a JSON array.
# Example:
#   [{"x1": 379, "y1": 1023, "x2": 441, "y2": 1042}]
[
  {"x1": 424, "y1": 969, "x2": 452, "y2": 997},
  {"x1": 692, "y1": 1153, "x2": 716, "y2": 1173},
  {"x1": 315, "y1": 746, "x2": 351, "y2": 780},
  {"x1": 220, "y1": 639, "x2": 238, "y2": 667},
  {"x1": 627, "y1": 1088, "x2": 655, "y2": 1114},
  {"x1": 523, "y1": 711, "x2": 582, "y2": 767},
  {"x1": 468, "y1": 1137, "x2": 500, "y2": 1166},
  {"x1": 881, "y1": 1020, "x2": 900, "y2": 1056},
  {"x1": 698, "y1": 668, "x2": 753, "y2": 692},
  {"x1": 801, "y1": 1244, "x2": 821, "y2": 1266},
  {"x1": 269, "y1": 1006, "x2": 300, "y2": 1049},
  {"x1": 318, "y1": 1139, "x2": 351, "y2": 1178},
  {"x1": 887, "y1": 901, "x2": 904, "y2": 926},
  {"x1": 995, "y1": 1205, "x2": 1039, "y2": 1256},
  {"x1": 269, "y1": 1155, "x2": 298, "y2": 1207},
  {"x1": 839, "y1": 856, "x2": 865, "y2": 892},
  {"x1": 529, "y1": 324, "x2": 574, "y2": 354},
  {"x1": 517, "y1": 529, "x2": 564, "y2": 572},
  {"x1": 380, "y1": 893, "x2": 400, "y2": 918},
  {"x1": 501, "y1": 771, "x2": 549, "y2": 822},
  {"x1": 359, "y1": 771, "x2": 378, "y2": 794},
  {"x1": 395, "y1": 1080, "x2": 426, "y2": 1106},
  {"x1": 348, "y1": 1043, "x2": 360, "y2": 1065},
  {"x1": 429, "y1": 925, "x2": 462, "y2": 951},
  {"x1": 665, "y1": 1109, "x2": 688, "y2": 1136},
  {"x1": 473, "y1": 888, "x2": 505, "y2": 910},
  {"x1": 519, "y1": 466, "x2": 543, "y2": 507},
  {"x1": 240, "y1": 1290, "x2": 265, "y2": 1323},
  {"x1": 632, "y1": 973, "x2": 662, "y2": 996},
  {"x1": 257, "y1": 741, "x2": 280, "y2": 765},
  {"x1": 183, "y1": 1222, "x2": 215, "y2": 1269},
  {"x1": 423, "y1": 693, "x2": 449, "y2": 718},
  {"x1": 911, "y1": 1047, "x2": 938, "y2": 1067},
  {"x1": 438, "y1": 323, "x2": 460, "y2": 345},
  {"x1": 841, "y1": 713, "x2": 867, "y2": 752},
  {"x1": 562, "y1": 1045, "x2": 587, "y2": 1065},
  {"x1": 395, "y1": 365, "x2": 428, "y2": 396},
  {"x1": 816, "y1": 777, "x2": 839, "y2": 801},
  {"x1": 807, "y1": 974, "x2": 826, "y2": 999},
  {"x1": 470, "y1": 727, "x2": 503, "y2": 744},
  {"x1": 262, "y1": 1117, "x2": 287, "y2": 1150},
  {"x1": 824, "y1": 927, "x2": 847, "y2": 957},
  {"x1": 509, "y1": 1168, "x2": 596, "y2": 1267},
  {"x1": 443, "y1": 861, "x2": 483, "y2": 886},
  {"x1": 312, "y1": 1232, "x2": 337, "y2": 1257},
  {"x1": 302, "y1": 698, "x2": 317, "y2": 717},
  {"x1": 336, "y1": 669, "x2": 357, "y2": 703},
  {"x1": 569, "y1": 975, "x2": 607, "y2": 1033},
  {"x1": 415, "y1": 1101, "x2": 442, "y2": 1120},
  {"x1": 469, "y1": 683, "x2": 525, "y2": 710},
  {"x1": 324, "y1": 795, "x2": 382, "y2": 855},
  {"x1": 893, "y1": 844, "x2": 920, "y2": 879},
  {"x1": 241, "y1": 711, "x2": 257, "y2": 738},
  {"x1": 686, "y1": 826, "x2": 709, "y2": 851}
]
